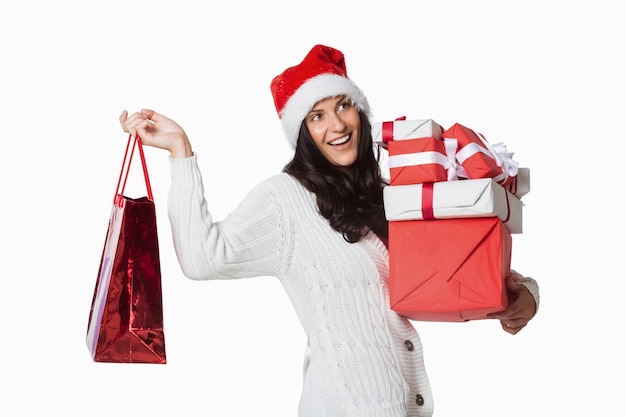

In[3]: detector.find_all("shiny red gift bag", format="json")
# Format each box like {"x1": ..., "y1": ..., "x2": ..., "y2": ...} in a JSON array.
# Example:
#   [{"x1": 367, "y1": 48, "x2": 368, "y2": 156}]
[
  {"x1": 86, "y1": 134, "x2": 166, "y2": 364},
  {"x1": 389, "y1": 217, "x2": 511, "y2": 322}
]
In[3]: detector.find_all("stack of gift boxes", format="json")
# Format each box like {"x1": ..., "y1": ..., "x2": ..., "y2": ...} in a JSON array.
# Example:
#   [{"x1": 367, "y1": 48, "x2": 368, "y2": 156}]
[{"x1": 373, "y1": 118, "x2": 530, "y2": 322}]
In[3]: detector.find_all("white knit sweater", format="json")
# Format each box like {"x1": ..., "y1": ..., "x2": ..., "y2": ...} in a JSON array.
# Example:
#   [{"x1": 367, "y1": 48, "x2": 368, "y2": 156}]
[{"x1": 166, "y1": 155, "x2": 538, "y2": 417}]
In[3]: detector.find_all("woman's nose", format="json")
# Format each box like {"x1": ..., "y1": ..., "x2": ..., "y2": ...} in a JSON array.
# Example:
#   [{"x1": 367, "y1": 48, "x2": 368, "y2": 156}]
[{"x1": 329, "y1": 112, "x2": 347, "y2": 131}]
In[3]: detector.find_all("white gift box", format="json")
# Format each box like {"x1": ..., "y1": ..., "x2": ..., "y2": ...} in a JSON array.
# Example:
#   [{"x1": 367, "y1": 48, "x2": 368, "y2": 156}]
[
  {"x1": 383, "y1": 178, "x2": 523, "y2": 233},
  {"x1": 372, "y1": 118, "x2": 444, "y2": 147}
]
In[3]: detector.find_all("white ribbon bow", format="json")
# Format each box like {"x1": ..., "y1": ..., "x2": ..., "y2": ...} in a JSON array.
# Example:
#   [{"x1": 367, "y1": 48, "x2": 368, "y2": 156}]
[
  {"x1": 443, "y1": 138, "x2": 464, "y2": 181},
  {"x1": 475, "y1": 132, "x2": 519, "y2": 184}
]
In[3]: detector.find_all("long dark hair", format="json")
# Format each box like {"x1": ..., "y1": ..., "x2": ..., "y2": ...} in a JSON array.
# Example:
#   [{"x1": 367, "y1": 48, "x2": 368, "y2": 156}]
[{"x1": 283, "y1": 110, "x2": 388, "y2": 243}]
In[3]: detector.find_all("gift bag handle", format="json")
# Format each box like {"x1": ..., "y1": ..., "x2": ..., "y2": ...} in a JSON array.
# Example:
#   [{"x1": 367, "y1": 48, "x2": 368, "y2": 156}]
[{"x1": 114, "y1": 134, "x2": 154, "y2": 206}]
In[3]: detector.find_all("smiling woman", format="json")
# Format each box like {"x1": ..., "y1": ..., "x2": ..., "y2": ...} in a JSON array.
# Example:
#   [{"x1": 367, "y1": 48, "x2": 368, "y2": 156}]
[{"x1": 118, "y1": 44, "x2": 540, "y2": 417}]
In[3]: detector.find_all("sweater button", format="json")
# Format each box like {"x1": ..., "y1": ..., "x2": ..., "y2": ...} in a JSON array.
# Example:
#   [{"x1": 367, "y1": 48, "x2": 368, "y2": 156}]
[
  {"x1": 416, "y1": 394, "x2": 424, "y2": 406},
  {"x1": 404, "y1": 340, "x2": 414, "y2": 351}
]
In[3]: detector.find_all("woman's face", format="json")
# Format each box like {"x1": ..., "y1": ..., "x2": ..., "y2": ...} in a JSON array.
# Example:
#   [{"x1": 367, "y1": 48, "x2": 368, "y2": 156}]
[{"x1": 305, "y1": 95, "x2": 360, "y2": 174}]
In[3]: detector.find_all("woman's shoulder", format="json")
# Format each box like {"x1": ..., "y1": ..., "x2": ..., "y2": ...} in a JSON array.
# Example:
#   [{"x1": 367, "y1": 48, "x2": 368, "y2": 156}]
[
  {"x1": 247, "y1": 173, "x2": 314, "y2": 207},
  {"x1": 256, "y1": 172, "x2": 305, "y2": 192}
]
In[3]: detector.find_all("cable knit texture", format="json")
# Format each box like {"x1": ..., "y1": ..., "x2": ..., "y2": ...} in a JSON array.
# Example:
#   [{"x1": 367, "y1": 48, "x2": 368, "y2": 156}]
[{"x1": 167, "y1": 155, "x2": 435, "y2": 417}]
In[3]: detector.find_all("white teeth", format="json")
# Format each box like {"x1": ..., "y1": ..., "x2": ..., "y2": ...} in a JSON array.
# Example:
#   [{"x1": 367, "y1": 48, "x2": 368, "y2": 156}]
[{"x1": 330, "y1": 135, "x2": 350, "y2": 145}]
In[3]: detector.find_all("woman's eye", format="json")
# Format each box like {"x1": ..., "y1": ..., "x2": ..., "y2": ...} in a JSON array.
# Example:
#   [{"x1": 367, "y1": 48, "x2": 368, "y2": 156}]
[{"x1": 339, "y1": 100, "x2": 352, "y2": 111}]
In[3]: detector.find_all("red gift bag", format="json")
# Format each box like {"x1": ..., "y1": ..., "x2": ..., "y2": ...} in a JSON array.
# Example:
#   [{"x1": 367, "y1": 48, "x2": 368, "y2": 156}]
[{"x1": 86, "y1": 134, "x2": 166, "y2": 364}]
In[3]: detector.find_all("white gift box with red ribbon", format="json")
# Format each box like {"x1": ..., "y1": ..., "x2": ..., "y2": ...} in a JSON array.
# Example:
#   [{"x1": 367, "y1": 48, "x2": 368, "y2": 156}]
[
  {"x1": 372, "y1": 117, "x2": 444, "y2": 148},
  {"x1": 383, "y1": 178, "x2": 523, "y2": 234}
]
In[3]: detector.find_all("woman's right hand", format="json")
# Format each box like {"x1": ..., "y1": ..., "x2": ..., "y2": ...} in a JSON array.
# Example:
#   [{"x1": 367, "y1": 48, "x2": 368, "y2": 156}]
[{"x1": 119, "y1": 109, "x2": 193, "y2": 158}]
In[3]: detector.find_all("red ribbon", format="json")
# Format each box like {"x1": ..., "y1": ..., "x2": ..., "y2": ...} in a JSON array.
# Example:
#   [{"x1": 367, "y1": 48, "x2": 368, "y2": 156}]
[
  {"x1": 381, "y1": 115, "x2": 407, "y2": 144},
  {"x1": 502, "y1": 190, "x2": 511, "y2": 224},
  {"x1": 421, "y1": 182, "x2": 435, "y2": 220},
  {"x1": 506, "y1": 176, "x2": 518, "y2": 195}
]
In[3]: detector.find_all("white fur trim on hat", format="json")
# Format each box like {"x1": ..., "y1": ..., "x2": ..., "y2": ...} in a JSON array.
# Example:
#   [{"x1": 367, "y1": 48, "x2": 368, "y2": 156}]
[{"x1": 279, "y1": 73, "x2": 370, "y2": 149}]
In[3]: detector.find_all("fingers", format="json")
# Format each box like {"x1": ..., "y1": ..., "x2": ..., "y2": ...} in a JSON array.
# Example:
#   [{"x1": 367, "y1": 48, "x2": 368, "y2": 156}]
[
  {"x1": 500, "y1": 320, "x2": 527, "y2": 335},
  {"x1": 119, "y1": 109, "x2": 152, "y2": 139},
  {"x1": 119, "y1": 110, "x2": 129, "y2": 133},
  {"x1": 491, "y1": 303, "x2": 528, "y2": 334},
  {"x1": 488, "y1": 297, "x2": 526, "y2": 323},
  {"x1": 499, "y1": 312, "x2": 527, "y2": 329},
  {"x1": 141, "y1": 108, "x2": 156, "y2": 120},
  {"x1": 117, "y1": 108, "x2": 190, "y2": 155},
  {"x1": 485, "y1": 271, "x2": 536, "y2": 335},
  {"x1": 487, "y1": 282, "x2": 532, "y2": 334}
]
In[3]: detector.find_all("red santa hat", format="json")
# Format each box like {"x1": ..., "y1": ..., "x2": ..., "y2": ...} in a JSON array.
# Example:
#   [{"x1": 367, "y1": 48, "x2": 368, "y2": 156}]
[{"x1": 270, "y1": 44, "x2": 370, "y2": 149}]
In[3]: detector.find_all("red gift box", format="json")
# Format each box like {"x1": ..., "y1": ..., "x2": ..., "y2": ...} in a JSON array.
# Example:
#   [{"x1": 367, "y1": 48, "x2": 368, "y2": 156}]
[
  {"x1": 442, "y1": 123, "x2": 514, "y2": 186},
  {"x1": 389, "y1": 217, "x2": 511, "y2": 322},
  {"x1": 388, "y1": 137, "x2": 450, "y2": 185}
]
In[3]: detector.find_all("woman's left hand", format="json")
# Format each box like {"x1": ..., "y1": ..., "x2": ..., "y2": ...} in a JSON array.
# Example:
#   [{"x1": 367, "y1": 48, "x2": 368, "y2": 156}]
[{"x1": 487, "y1": 270, "x2": 537, "y2": 335}]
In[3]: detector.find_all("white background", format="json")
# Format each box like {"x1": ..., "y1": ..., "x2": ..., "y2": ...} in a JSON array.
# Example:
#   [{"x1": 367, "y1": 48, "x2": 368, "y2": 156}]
[{"x1": 1, "y1": 1, "x2": 623, "y2": 416}]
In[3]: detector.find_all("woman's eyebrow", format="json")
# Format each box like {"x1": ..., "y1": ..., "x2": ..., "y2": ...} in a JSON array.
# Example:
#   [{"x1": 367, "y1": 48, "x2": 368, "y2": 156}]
[{"x1": 309, "y1": 95, "x2": 347, "y2": 113}]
